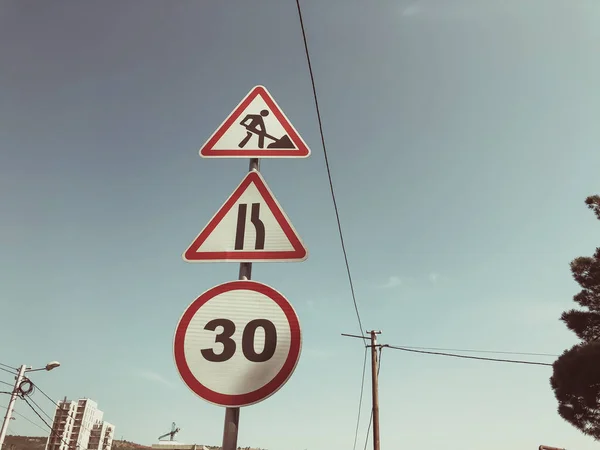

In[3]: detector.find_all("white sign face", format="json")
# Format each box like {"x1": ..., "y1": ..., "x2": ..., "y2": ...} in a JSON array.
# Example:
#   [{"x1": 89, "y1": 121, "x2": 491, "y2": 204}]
[
  {"x1": 183, "y1": 171, "x2": 308, "y2": 262},
  {"x1": 173, "y1": 281, "x2": 302, "y2": 407},
  {"x1": 199, "y1": 86, "x2": 310, "y2": 158},
  {"x1": 211, "y1": 94, "x2": 288, "y2": 151}
]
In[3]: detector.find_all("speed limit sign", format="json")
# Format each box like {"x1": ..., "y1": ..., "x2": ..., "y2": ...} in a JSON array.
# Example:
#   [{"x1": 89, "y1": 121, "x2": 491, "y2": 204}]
[{"x1": 173, "y1": 280, "x2": 302, "y2": 407}]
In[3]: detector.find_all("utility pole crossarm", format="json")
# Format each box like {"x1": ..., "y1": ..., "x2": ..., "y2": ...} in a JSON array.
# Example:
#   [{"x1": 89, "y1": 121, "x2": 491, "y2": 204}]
[{"x1": 341, "y1": 333, "x2": 369, "y2": 341}]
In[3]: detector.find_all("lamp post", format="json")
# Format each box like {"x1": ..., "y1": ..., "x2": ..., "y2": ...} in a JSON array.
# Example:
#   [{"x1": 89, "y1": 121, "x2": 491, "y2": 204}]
[{"x1": 0, "y1": 362, "x2": 61, "y2": 450}]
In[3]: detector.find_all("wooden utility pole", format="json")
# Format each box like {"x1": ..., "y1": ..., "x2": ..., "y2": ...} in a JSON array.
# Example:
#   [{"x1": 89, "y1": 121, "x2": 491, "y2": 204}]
[
  {"x1": 369, "y1": 330, "x2": 381, "y2": 450},
  {"x1": 340, "y1": 330, "x2": 383, "y2": 450}
]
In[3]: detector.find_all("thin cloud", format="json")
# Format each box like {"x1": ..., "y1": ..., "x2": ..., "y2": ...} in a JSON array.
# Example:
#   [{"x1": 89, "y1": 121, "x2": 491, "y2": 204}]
[
  {"x1": 136, "y1": 370, "x2": 175, "y2": 388},
  {"x1": 379, "y1": 276, "x2": 403, "y2": 289}
]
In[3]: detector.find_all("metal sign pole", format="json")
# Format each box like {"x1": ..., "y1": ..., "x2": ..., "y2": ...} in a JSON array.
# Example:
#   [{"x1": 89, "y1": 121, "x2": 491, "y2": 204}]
[
  {"x1": 222, "y1": 406, "x2": 240, "y2": 450},
  {"x1": 221, "y1": 158, "x2": 259, "y2": 450}
]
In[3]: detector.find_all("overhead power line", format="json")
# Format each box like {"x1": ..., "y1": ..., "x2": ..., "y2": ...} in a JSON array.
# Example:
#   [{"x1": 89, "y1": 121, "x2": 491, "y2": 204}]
[
  {"x1": 28, "y1": 396, "x2": 54, "y2": 422},
  {"x1": 30, "y1": 380, "x2": 95, "y2": 443},
  {"x1": 0, "y1": 404, "x2": 49, "y2": 433},
  {"x1": 295, "y1": 0, "x2": 365, "y2": 338},
  {"x1": 352, "y1": 347, "x2": 368, "y2": 450},
  {"x1": 0, "y1": 367, "x2": 16, "y2": 376},
  {"x1": 21, "y1": 397, "x2": 77, "y2": 450},
  {"x1": 29, "y1": 381, "x2": 58, "y2": 406},
  {"x1": 0, "y1": 362, "x2": 17, "y2": 371},
  {"x1": 0, "y1": 380, "x2": 13, "y2": 388},
  {"x1": 394, "y1": 345, "x2": 558, "y2": 358},
  {"x1": 0, "y1": 377, "x2": 79, "y2": 450},
  {"x1": 21, "y1": 397, "x2": 53, "y2": 431},
  {"x1": 386, "y1": 345, "x2": 553, "y2": 366}
]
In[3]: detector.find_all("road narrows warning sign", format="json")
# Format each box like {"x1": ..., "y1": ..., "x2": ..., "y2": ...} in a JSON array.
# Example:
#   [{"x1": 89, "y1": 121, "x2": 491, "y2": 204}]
[
  {"x1": 183, "y1": 171, "x2": 308, "y2": 262},
  {"x1": 199, "y1": 86, "x2": 310, "y2": 158},
  {"x1": 173, "y1": 280, "x2": 302, "y2": 408}
]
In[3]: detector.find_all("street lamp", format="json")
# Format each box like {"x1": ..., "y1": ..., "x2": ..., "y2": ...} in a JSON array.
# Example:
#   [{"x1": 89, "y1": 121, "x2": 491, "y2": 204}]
[
  {"x1": 0, "y1": 362, "x2": 61, "y2": 450},
  {"x1": 44, "y1": 362, "x2": 61, "y2": 371},
  {"x1": 26, "y1": 362, "x2": 61, "y2": 373}
]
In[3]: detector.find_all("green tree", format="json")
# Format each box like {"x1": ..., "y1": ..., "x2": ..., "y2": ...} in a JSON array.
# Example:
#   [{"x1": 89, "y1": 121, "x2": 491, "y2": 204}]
[
  {"x1": 550, "y1": 195, "x2": 600, "y2": 440},
  {"x1": 586, "y1": 195, "x2": 600, "y2": 221}
]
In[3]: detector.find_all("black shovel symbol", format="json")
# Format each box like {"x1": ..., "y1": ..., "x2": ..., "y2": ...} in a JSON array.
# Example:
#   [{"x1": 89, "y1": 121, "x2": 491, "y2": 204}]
[{"x1": 238, "y1": 110, "x2": 295, "y2": 149}]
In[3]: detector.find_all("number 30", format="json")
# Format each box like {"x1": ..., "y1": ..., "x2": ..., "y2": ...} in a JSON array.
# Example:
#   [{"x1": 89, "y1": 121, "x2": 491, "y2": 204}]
[{"x1": 201, "y1": 318, "x2": 277, "y2": 363}]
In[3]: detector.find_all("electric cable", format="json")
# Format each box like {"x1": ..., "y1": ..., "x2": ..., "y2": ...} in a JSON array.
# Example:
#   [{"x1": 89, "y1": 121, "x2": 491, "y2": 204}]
[
  {"x1": 22, "y1": 396, "x2": 78, "y2": 450},
  {"x1": 21, "y1": 397, "x2": 53, "y2": 432},
  {"x1": 17, "y1": 378, "x2": 35, "y2": 397},
  {"x1": 29, "y1": 381, "x2": 96, "y2": 441},
  {"x1": 386, "y1": 345, "x2": 553, "y2": 366},
  {"x1": 392, "y1": 345, "x2": 558, "y2": 358},
  {"x1": 3, "y1": 381, "x2": 94, "y2": 450},
  {"x1": 352, "y1": 347, "x2": 368, "y2": 450},
  {"x1": 28, "y1": 395, "x2": 54, "y2": 422},
  {"x1": 0, "y1": 367, "x2": 16, "y2": 376},
  {"x1": 295, "y1": 0, "x2": 365, "y2": 338},
  {"x1": 0, "y1": 362, "x2": 17, "y2": 371},
  {"x1": 28, "y1": 381, "x2": 56, "y2": 406},
  {"x1": 363, "y1": 347, "x2": 383, "y2": 450},
  {"x1": 0, "y1": 380, "x2": 13, "y2": 388},
  {"x1": 0, "y1": 404, "x2": 50, "y2": 433}
]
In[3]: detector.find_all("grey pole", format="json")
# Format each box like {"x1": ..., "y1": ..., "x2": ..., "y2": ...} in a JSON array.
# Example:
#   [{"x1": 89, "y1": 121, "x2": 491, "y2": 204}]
[
  {"x1": 221, "y1": 158, "x2": 260, "y2": 450},
  {"x1": 0, "y1": 365, "x2": 27, "y2": 450}
]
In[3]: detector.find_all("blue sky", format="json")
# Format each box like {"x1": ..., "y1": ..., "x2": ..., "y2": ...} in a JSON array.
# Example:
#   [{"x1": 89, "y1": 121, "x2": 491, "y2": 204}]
[{"x1": 1, "y1": 0, "x2": 600, "y2": 449}]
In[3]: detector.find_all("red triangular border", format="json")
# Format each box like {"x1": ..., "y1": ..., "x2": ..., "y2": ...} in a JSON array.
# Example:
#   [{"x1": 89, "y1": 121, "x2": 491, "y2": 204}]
[
  {"x1": 183, "y1": 171, "x2": 308, "y2": 262},
  {"x1": 199, "y1": 86, "x2": 311, "y2": 158}
]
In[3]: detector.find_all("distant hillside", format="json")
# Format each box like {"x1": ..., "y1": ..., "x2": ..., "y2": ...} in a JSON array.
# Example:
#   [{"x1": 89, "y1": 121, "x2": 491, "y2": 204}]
[
  {"x1": 112, "y1": 440, "x2": 152, "y2": 450},
  {"x1": 4, "y1": 436, "x2": 46, "y2": 450},
  {"x1": 5, "y1": 436, "x2": 150, "y2": 450}
]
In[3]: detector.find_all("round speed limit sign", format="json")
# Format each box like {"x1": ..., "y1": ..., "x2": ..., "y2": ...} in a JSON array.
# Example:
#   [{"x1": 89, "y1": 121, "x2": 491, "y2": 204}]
[{"x1": 173, "y1": 280, "x2": 302, "y2": 407}]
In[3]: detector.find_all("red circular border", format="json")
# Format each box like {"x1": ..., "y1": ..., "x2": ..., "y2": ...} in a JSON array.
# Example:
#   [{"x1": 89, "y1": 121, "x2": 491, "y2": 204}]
[{"x1": 173, "y1": 280, "x2": 302, "y2": 407}]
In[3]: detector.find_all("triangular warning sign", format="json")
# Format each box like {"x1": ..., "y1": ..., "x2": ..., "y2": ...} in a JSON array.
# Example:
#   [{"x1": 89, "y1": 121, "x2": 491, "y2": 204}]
[
  {"x1": 183, "y1": 171, "x2": 308, "y2": 262},
  {"x1": 199, "y1": 85, "x2": 311, "y2": 159}
]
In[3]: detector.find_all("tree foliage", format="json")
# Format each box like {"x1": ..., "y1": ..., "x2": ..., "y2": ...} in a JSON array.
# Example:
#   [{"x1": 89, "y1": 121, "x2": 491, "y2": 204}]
[
  {"x1": 551, "y1": 343, "x2": 600, "y2": 439},
  {"x1": 560, "y1": 308, "x2": 600, "y2": 342},
  {"x1": 585, "y1": 195, "x2": 600, "y2": 221},
  {"x1": 561, "y1": 245, "x2": 600, "y2": 341},
  {"x1": 551, "y1": 196, "x2": 600, "y2": 440}
]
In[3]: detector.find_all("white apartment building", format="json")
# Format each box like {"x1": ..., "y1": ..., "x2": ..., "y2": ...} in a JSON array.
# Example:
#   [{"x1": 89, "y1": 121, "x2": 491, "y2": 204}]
[
  {"x1": 45, "y1": 398, "x2": 77, "y2": 450},
  {"x1": 45, "y1": 398, "x2": 115, "y2": 450},
  {"x1": 88, "y1": 421, "x2": 115, "y2": 450}
]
